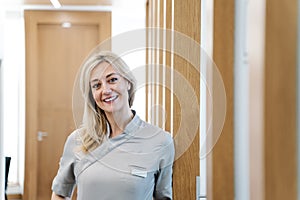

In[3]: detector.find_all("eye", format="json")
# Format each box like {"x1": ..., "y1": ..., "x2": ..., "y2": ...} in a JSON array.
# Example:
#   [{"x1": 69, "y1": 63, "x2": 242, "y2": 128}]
[
  {"x1": 91, "y1": 82, "x2": 101, "y2": 89},
  {"x1": 108, "y1": 77, "x2": 118, "y2": 83}
]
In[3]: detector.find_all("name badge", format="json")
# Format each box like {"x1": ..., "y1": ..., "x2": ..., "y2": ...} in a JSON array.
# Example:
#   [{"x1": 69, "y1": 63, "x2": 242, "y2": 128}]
[{"x1": 131, "y1": 169, "x2": 148, "y2": 178}]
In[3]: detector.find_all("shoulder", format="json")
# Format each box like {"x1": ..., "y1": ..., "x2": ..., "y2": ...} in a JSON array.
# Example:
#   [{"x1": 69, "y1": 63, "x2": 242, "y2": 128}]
[
  {"x1": 62, "y1": 129, "x2": 82, "y2": 155},
  {"x1": 141, "y1": 121, "x2": 173, "y2": 146},
  {"x1": 68, "y1": 129, "x2": 81, "y2": 140},
  {"x1": 141, "y1": 122, "x2": 175, "y2": 166},
  {"x1": 65, "y1": 129, "x2": 81, "y2": 144}
]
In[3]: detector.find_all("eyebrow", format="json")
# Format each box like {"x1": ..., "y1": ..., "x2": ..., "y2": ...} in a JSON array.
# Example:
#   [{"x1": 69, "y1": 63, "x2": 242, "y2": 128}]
[{"x1": 90, "y1": 72, "x2": 120, "y2": 83}]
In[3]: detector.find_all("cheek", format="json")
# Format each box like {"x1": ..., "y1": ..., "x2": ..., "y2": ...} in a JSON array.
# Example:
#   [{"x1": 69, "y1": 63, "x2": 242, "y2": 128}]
[
  {"x1": 91, "y1": 90, "x2": 100, "y2": 102},
  {"x1": 117, "y1": 83, "x2": 129, "y2": 94}
]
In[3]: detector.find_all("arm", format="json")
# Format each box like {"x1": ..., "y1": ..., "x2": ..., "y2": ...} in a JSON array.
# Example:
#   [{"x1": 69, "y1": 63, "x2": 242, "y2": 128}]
[
  {"x1": 153, "y1": 165, "x2": 173, "y2": 200},
  {"x1": 51, "y1": 132, "x2": 77, "y2": 199},
  {"x1": 154, "y1": 137, "x2": 175, "y2": 200}
]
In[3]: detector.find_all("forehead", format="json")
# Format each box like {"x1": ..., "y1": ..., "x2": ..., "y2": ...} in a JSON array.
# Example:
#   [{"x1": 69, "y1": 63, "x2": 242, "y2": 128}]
[{"x1": 90, "y1": 61, "x2": 117, "y2": 80}]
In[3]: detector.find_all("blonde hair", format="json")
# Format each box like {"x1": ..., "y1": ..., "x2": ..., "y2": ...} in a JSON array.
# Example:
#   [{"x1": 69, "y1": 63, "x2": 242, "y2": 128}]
[{"x1": 79, "y1": 51, "x2": 137, "y2": 153}]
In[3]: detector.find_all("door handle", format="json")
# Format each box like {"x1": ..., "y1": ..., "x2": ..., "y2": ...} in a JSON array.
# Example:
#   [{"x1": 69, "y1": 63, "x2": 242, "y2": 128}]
[{"x1": 37, "y1": 131, "x2": 48, "y2": 141}]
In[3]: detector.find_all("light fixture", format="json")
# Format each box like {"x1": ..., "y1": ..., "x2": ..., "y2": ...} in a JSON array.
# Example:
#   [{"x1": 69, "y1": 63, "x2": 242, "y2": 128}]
[
  {"x1": 50, "y1": 0, "x2": 61, "y2": 8},
  {"x1": 62, "y1": 22, "x2": 72, "y2": 28}
]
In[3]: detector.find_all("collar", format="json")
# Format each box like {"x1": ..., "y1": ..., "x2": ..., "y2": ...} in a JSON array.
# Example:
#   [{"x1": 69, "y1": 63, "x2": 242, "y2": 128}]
[{"x1": 106, "y1": 110, "x2": 143, "y2": 138}]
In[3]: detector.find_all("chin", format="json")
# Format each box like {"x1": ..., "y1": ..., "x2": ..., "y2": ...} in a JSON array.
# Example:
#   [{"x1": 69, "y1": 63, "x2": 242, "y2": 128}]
[{"x1": 102, "y1": 107, "x2": 119, "y2": 114}]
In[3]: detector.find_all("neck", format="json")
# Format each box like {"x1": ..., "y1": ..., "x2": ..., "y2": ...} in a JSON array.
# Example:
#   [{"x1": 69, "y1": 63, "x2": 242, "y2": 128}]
[{"x1": 105, "y1": 108, "x2": 133, "y2": 138}]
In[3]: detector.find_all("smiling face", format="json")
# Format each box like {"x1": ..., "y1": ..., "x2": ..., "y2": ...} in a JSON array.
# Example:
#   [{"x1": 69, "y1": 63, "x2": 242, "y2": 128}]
[{"x1": 90, "y1": 61, "x2": 131, "y2": 114}]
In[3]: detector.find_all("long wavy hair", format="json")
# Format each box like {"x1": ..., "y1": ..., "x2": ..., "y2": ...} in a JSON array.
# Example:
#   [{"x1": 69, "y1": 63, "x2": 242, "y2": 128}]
[{"x1": 79, "y1": 51, "x2": 137, "y2": 153}]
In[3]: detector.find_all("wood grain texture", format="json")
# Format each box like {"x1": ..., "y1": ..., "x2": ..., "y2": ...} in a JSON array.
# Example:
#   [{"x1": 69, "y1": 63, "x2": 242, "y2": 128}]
[
  {"x1": 24, "y1": 11, "x2": 39, "y2": 200},
  {"x1": 153, "y1": 0, "x2": 158, "y2": 125},
  {"x1": 158, "y1": 0, "x2": 164, "y2": 129},
  {"x1": 164, "y1": 0, "x2": 172, "y2": 133},
  {"x1": 146, "y1": 0, "x2": 149, "y2": 122},
  {"x1": 264, "y1": 0, "x2": 297, "y2": 199},
  {"x1": 211, "y1": 0, "x2": 234, "y2": 199},
  {"x1": 173, "y1": 0, "x2": 200, "y2": 200}
]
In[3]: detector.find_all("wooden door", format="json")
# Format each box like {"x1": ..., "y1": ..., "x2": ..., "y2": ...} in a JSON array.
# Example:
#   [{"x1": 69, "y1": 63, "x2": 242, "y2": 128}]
[{"x1": 24, "y1": 10, "x2": 111, "y2": 200}]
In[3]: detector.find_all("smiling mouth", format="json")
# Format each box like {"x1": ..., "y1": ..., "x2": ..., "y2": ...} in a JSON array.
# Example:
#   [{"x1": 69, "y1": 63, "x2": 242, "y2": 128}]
[{"x1": 103, "y1": 95, "x2": 118, "y2": 103}]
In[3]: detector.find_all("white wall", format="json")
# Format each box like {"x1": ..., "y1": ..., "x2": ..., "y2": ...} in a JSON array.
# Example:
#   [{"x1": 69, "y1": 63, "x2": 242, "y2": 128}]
[
  {"x1": 0, "y1": 6, "x2": 6, "y2": 200},
  {"x1": 1, "y1": 6, "x2": 25, "y2": 195},
  {"x1": 0, "y1": 48, "x2": 4, "y2": 200},
  {"x1": 112, "y1": 1, "x2": 146, "y2": 120},
  {"x1": 0, "y1": 4, "x2": 25, "y2": 197}
]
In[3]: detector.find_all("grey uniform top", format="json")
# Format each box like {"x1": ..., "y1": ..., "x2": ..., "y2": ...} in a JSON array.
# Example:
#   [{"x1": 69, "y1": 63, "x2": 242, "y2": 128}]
[{"x1": 51, "y1": 114, "x2": 175, "y2": 200}]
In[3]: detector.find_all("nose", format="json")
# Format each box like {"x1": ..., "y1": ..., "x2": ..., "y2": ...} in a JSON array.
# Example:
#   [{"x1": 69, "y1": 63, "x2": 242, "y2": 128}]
[{"x1": 102, "y1": 83, "x2": 112, "y2": 94}]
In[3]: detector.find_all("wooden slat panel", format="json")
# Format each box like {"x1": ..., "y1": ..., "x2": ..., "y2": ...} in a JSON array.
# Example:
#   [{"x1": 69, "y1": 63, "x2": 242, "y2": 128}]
[
  {"x1": 264, "y1": 0, "x2": 297, "y2": 199},
  {"x1": 146, "y1": 0, "x2": 155, "y2": 124},
  {"x1": 24, "y1": 11, "x2": 39, "y2": 200},
  {"x1": 173, "y1": 0, "x2": 200, "y2": 199},
  {"x1": 210, "y1": 0, "x2": 234, "y2": 199},
  {"x1": 158, "y1": 0, "x2": 164, "y2": 129},
  {"x1": 153, "y1": 0, "x2": 158, "y2": 125},
  {"x1": 146, "y1": 0, "x2": 149, "y2": 122},
  {"x1": 164, "y1": 0, "x2": 172, "y2": 133}
]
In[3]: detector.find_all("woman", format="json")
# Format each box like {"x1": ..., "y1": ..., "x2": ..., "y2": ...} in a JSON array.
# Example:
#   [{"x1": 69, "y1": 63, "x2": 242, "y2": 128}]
[{"x1": 51, "y1": 51, "x2": 175, "y2": 200}]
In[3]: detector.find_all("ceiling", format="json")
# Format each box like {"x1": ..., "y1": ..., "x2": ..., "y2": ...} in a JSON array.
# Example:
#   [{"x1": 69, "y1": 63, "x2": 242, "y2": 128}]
[
  {"x1": 1, "y1": 0, "x2": 147, "y2": 7},
  {"x1": 24, "y1": 0, "x2": 113, "y2": 6}
]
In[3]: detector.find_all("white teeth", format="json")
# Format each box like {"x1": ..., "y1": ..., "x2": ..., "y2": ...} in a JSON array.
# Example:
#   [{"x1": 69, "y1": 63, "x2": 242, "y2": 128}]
[{"x1": 103, "y1": 96, "x2": 117, "y2": 102}]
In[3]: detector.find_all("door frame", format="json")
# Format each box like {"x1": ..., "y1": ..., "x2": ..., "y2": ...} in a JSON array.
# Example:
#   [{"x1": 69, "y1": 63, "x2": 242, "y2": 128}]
[{"x1": 24, "y1": 10, "x2": 111, "y2": 200}]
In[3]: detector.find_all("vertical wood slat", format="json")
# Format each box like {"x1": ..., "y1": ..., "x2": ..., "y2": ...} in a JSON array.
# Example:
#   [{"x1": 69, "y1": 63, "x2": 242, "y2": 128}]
[
  {"x1": 153, "y1": 0, "x2": 158, "y2": 125},
  {"x1": 172, "y1": 0, "x2": 200, "y2": 200},
  {"x1": 147, "y1": 0, "x2": 156, "y2": 124},
  {"x1": 24, "y1": 11, "x2": 39, "y2": 200},
  {"x1": 146, "y1": 0, "x2": 154, "y2": 124},
  {"x1": 210, "y1": 0, "x2": 234, "y2": 199},
  {"x1": 264, "y1": 0, "x2": 297, "y2": 199},
  {"x1": 158, "y1": 0, "x2": 164, "y2": 129},
  {"x1": 146, "y1": 0, "x2": 149, "y2": 122},
  {"x1": 164, "y1": 0, "x2": 172, "y2": 133}
]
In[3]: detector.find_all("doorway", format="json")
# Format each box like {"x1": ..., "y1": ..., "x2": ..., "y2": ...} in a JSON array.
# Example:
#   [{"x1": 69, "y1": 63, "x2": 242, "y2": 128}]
[{"x1": 24, "y1": 10, "x2": 111, "y2": 200}]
